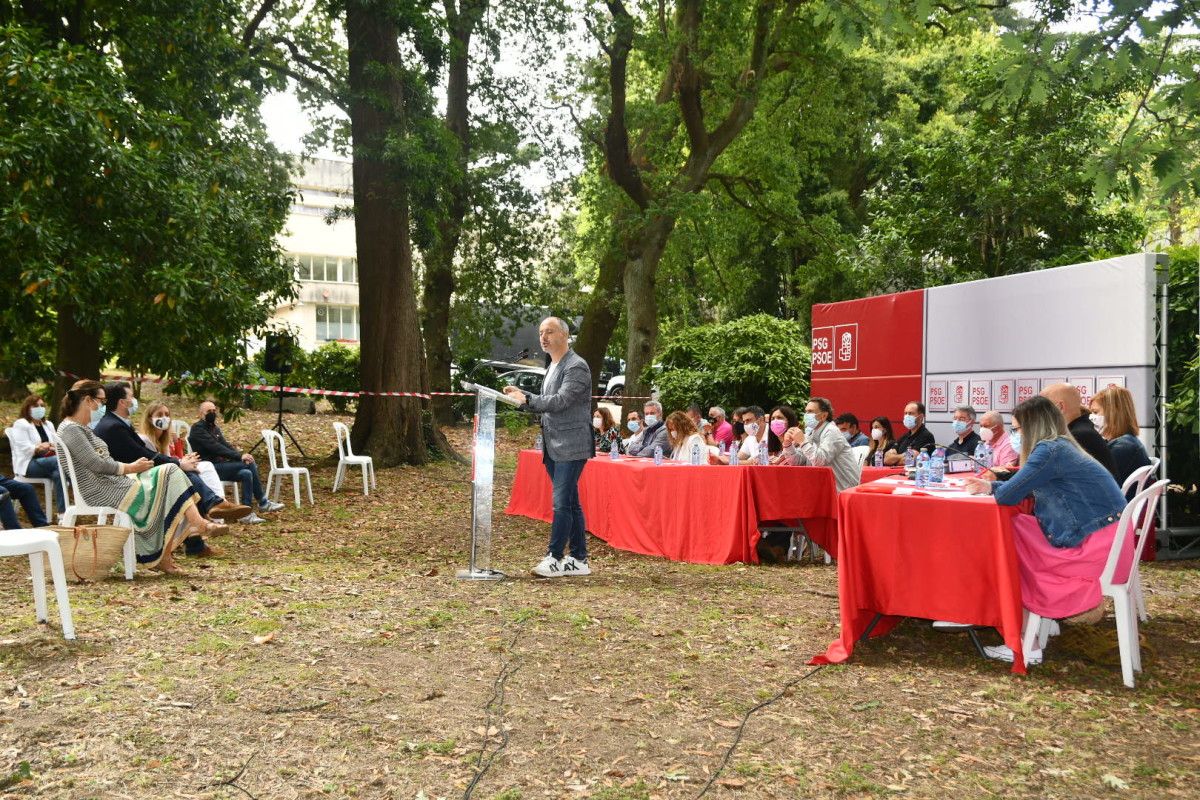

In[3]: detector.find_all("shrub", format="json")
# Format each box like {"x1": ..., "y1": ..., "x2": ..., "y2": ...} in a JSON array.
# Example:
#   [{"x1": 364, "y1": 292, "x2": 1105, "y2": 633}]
[
  {"x1": 655, "y1": 313, "x2": 810, "y2": 413},
  {"x1": 1166, "y1": 245, "x2": 1198, "y2": 524},
  {"x1": 295, "y1": 342, "x2": 360, "y2": 412}
]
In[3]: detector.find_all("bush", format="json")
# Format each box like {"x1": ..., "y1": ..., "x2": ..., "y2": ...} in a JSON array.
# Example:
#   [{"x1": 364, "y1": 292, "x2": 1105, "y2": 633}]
[
  {"x1": 1166, "y1": 245, "x2": 1198, "y2": 524},
  {"x1": 295, "y1": 342, "x2": 360, "y2": 412},
  {"x1": 655, "y1": 314, "x2": 810, "y2": 413}
]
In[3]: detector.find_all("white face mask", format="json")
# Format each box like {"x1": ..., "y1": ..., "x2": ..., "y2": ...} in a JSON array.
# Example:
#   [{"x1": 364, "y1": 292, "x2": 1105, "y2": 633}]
[
  {"x1": 127, "y1": 397, "x2": 139, "y2": 415},
  {"x1": 979, "y1": 426, "x2": 994, "y2": 443},
  {"x1": 152, "y1": 416, "x2": 172, "y2": 431},
  {"x1": 30, "y1": 406, "x2": 46, "y2": 421},
  {"x1": 870, "y1": 427, "x2": 883, "y2": 441},
  {"x1": 1090, "y1": 413, "x2": 1105, "y2": 433},
  {"x1": 592, "y1": 417, "x2": 602, "y2": 430}
]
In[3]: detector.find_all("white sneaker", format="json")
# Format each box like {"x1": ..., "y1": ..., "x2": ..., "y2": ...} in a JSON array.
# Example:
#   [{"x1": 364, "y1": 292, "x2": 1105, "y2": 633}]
[
  {"x1": 531, "y1": 555, "x2": 564, "y2": 578},
  {"x1": 983, "y1": 644, "x2": 1043, "y2": 666},
  {"x1": 260, "y1": 500, "x2": 285, "y2": 513},
  {"x1": 560, "y1": 556, "x2": 591, "y2": 576},
  {"x1": 239, "y1": 512, "x2": 267, "y2": 524}
]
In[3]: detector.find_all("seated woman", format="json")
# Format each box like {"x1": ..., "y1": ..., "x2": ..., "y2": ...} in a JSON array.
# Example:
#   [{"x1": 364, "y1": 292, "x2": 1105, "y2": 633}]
[
  {"x1": 664, "y1": 411, "x2": 708, "y2": 462},
  {"x1": 55, "y1": 380, "x2": 227, "y2": 575},
  {"x1": 767, "y1": 405, "x2": 798, "y2": 465},
  {"x1": 140, "y1": 402, "x2": 263, "y2": 523},
  {"x1": 592, "y1": 406, "x2": 623, "y2": 455},
  {"x1": 865, "y1": 415, "x2": 895, "y2": 466},
  {"x1": 1089, "y1": 386, "x2": 1152, "y2": 499},
  {"x1": 779, "y1": 397, "x2": 861, "y2": 491},
  {"x1": 10, "y1": 394, "x2": 66, "y2": 515},
  {"x1": 964, "y1": 395, "x2": 1131, "y2": 663}
]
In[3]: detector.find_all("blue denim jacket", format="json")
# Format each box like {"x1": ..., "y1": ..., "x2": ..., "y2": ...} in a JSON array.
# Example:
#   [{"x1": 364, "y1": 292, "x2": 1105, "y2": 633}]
[{"x1": 992, "y1": 437, "x2": 1126, "y2": 548}]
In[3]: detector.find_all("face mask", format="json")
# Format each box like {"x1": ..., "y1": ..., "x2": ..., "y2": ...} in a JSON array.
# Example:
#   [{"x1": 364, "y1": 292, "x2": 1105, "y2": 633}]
[
  {"x1": 803, "y1": 413, "x2": 818, "y2": 430},
  {"x1": 204, "y1": 411, "x2": 218, "y2": 426},
  {"x1": 592, "y1": 417, "x2": 602, "y2": 430},
  {"x1": 30, "y1": 406, "x2": 46, "y2": 421},
  {"x1": 732, "y1": 422, "x2": 745, "y2": 437},
  {"x1": 152, "y1": 416, "x2": 172, "y2": 431},
  {"x1": 1090, "y1": 413, "x2": 1105, "y2": 432},
  {"x1": 1010, "y1": 431, "x2": 1022, "y2": 452},
  {"x1": 627, "y1": 420, "x2": 640, "y2": 433},
  {"x1": 89, "y1": 402, "x2": 105, "y2": 427},
  {"x1": 745, "y1": 422, "x2": 760, "y2": 436},
  {"x1": 843, "y1": 431, "x2": 853, "y2": 442},
  {"x1": 128, "y1": 397, "x2": 139, "y2": 415},
  {"x1": 903, "y1": 414, "x2": 918, "y2": 430},
  {"x1": 871, "y1": 427, "x2": 883, "y2": 441},
  {"x1": 979, "y1": 426, "x2": 994, "y2": 443},
  {"x1": 952, "y1": 420, "x2": 968, "y2": 435},
  {"x1": 644, "y1": 414, "x2": 658, "y2": 427},
  {"x1": 770, "y1": 419, "x2": 788, "y2": 436}
]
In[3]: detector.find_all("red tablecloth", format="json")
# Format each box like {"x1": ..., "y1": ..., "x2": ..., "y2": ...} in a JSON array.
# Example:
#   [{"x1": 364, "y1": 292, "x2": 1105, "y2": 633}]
[
  {"x1": 810, "y1": 480, "x2": 1028, "y2": 674},
  {"x1": 860, "y1": 466, "x2": 905, "y2": 483},
  {"x1": 504, "y1": 449, "x2": 840, "y2": 564}
]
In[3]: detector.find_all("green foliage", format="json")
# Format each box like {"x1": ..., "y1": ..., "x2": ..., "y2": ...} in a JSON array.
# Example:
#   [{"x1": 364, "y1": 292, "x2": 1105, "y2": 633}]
[
  {"x1": 1165, "y1": 245, "x2": 1198, "y2": 519},
  {"x1": 296, "y1": 343, "x2": 360, "y2": 412},
  {"x1": 655, "y1": 314, "x2": 810, "y2": 413}
]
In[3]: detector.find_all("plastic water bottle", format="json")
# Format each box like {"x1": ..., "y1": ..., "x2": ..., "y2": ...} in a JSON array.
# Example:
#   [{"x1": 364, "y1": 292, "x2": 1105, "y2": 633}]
[
  {"x1": 929, "y1": 447, "x2": 946, "y2": 485},
  {"x1": 758, "y1": 445, "x2": 770, "y2": 466},
  {"x1": 535, "y1": 434, "x2": 543, "y2": 452},
  {"x1": 904, "y1": 448, "x2": 917, "y2": 469},
  {"x1": 689, "y1": 441, "x2": 702, "y2": 466},
  {"x1": 915, "y1": 451, "x2": 930, "y2": 488},
  {"x1": 873, "y1": 449, "x2": 884, "y2": 468},
  {"x1": 653, "y1": 445, "x2": 663, "y2": 466},
  {"x1": 729, "y1": 447, "x2": 739, "y2": 466},
  {"x1": 610, "y1": 442, "x2": 620, "y2": 461},
  {"x1": 719, "y1": 441, "x2": 727, "y2": 459},
  {"x1": 974, "y1": 442, "x2": 992, "y2": 470}
]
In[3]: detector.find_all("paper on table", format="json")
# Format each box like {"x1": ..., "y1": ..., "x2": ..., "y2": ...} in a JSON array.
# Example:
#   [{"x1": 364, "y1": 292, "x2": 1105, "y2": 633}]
[{"x1": 461, "y1": 381, "x2": 523, "y2": 408}]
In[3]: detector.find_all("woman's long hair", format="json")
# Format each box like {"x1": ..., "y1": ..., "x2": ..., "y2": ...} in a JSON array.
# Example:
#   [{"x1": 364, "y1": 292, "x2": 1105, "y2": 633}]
[
  {"x1": 140, "y1": 402, "x2": 174, "y2": 454},
  {"x1": 595, "y1": 405, "x2": 618, "y2": 434},
  {"x1": 665, "y1": 410, "x2": 698, "y2": 450},
  {"x1": 59, "y1": 379, "x2": 103, "y2": 419},
  {"x1": 1012, "y1": 395, "x2": 1084, "y2": 463},
  {"x1": 868, "y1": 415, "x2": 895, "y2": 452},
  {"x1": 1092, "y1": 386, "x2": 1139, "y2": 440}
]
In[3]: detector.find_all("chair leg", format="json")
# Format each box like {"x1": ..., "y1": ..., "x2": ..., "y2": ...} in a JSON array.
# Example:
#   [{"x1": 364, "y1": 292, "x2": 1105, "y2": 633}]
[
  {"x1": 292, "y1": 475, "x2": 301, "y2": 508},
  {"x1": 45, "y1": 541, "x2": 75, "y2": 640},
  {"x1": 29, "y1": 551, "x2": 48, "y2": 623},
  {"x1": 231, "y1": 483, "x2": 240, "y2": 505},
  {"x1": 123, "y1": 533, "x2": 135, "y2": 580},
  {"x1": 370, "y1": 461, "x2": 376, "y2": 489},
  {"x1": 361, "y1": 464, "x2": 368, "y2": 496},
  {"x1": 1111, "y1": 593, "x2": 1137, "y2": 688},
  {"x1": 333, "y1": 462, "x2": 344, "y2": 493},
  {"x1": 1022, "y1": 612, "x2": 1043, "y2": 666},
  {"x1": 1132, "y1": 572, "x2": 1148, "y2": 622},
  {"x1": 305, "y1": 471, "x2": 313, "y2": 504}
]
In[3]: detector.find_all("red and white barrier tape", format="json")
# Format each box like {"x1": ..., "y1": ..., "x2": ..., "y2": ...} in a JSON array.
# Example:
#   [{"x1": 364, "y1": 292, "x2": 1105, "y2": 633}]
[{"x1": 59, "y1": 370, "x2": 648, "y2": 401}]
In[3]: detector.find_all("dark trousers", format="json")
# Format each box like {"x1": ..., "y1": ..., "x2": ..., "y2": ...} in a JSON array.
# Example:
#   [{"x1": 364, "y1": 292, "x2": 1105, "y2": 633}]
[
  {"x1": 0, "y1": 476, "x2": 49, "y2": 528},
  {"x1": 541, "y1": 454, "x2": 588, "y2": 561},
  {"x1": 212, "y1": 461, "x2": 266, "y2": 505}
]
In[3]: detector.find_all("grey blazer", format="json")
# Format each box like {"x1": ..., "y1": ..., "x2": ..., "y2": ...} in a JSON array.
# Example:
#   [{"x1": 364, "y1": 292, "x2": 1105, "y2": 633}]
[{"x1": 521, "y1": 350, "x2": 594, "y2": 462}]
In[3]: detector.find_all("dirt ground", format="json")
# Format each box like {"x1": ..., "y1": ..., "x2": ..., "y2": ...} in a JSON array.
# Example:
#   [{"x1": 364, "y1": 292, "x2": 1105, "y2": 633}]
[{"x1": 1, "y1": 392, "x2": 1198, "y2": 799}]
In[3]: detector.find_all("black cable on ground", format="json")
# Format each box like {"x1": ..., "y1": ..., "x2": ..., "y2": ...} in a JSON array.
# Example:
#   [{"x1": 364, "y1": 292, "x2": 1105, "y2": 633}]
[
  {"x1": 463, "y1": 626, "x2": 524, "y2": 800},
  {"x1": 695, "y1": 664, "x2": 826, "y2": 799}
]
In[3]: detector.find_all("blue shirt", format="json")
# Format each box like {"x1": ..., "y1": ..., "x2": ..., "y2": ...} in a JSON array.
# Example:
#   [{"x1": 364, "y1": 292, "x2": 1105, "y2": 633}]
[
  {"x1": 846, "y1": 432, "x2": 869, "y2": 447},
  {"x1": 991, "y1": 437, "x2": 1125, "y2": 548}
]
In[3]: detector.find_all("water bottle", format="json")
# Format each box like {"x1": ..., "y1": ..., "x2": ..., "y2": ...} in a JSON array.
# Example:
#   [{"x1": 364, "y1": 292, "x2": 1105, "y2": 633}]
[
  {"x1": 904, "y1": 448, "x2": 917, "y2": 469},
  {"x1": 873, "y1": 449, "x2": 884, "y2": 468},
  {"x1": 535, "y1": 434, "x2": 543, "y2": 452},
  {"x1": 689, "y1": 441, "x2": 702, "y2": 466},
  {"x1": 719, "y1": 441, "x2": 727, "y2": 458},
  {"x1": 929, "y1": 447, "x2": 945, "y2": 485},
  {"x1": 729, "y1": 447, "x2": 739, "y2": 466},
  {"x1": 653, "y1": 445, "x2": 663, "y2": 466},
  {"x1": 915, "y1": 451, "x2": 930, "y2": 489},
  {"x1": 974, "y1": 442, "x2": 992, "y2": 470},
  {"x1": 758, "y1": 445, "x2": 770, "y2": 466},
  {"x1": 610, "y1": 442, "x2": 620, "y2": 461}
]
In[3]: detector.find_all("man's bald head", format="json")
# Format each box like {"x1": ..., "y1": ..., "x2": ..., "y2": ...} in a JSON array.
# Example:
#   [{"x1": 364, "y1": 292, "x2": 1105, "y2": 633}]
[{"x1": 1040, "y1": 383, "x2": 1085, "y2": 423}]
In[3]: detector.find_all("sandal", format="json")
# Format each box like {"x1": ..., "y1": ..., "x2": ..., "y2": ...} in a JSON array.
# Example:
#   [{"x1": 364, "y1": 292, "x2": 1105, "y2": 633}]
[{"x1": 151, "y1": 561, "x2": 187, "y2": 576}]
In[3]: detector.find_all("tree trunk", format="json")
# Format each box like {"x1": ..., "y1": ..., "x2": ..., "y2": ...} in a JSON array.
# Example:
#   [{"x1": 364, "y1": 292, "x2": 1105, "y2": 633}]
[
  {"x1": 52, "y1": 300, "x2": 102, "y2": 421},
  {"x1": 345, "y1": 0, "x2": 429, "y2": 467},
  {"x1": 622, "y1": 214, "x2": 677, "y2": 417},
  {"x1": 573, "y1": 232, "x2": 628, "y2": 384}
]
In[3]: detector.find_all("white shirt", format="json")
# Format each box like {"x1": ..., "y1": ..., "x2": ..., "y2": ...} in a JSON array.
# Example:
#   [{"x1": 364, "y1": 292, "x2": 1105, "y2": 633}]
[{"x1": 670, "y1": 433, "x2": 708, "y2": 462}]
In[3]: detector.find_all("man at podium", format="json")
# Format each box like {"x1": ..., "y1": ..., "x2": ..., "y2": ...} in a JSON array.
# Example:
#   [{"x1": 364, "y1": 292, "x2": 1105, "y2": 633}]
[{"x1": 503, "y1": 317, "x2": 595, "y2": 578}]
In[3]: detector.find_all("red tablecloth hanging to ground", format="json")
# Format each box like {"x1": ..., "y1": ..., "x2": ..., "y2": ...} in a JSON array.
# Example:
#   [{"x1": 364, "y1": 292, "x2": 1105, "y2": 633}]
[
  {"x1": 504, "y1": 450, "x2": 840, "y2": 564},
  {"x1": 810, "y1": 480, "x2": 1028, "y2": 674}
]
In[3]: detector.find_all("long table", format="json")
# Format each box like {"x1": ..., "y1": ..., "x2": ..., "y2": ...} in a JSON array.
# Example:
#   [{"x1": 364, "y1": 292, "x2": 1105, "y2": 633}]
[
  {"x1": 810, "y1": 477, "x2": 1028, "y2": 674},
  {"x1": 504, "y1": 449, "x2": 840, "y2": 564}
]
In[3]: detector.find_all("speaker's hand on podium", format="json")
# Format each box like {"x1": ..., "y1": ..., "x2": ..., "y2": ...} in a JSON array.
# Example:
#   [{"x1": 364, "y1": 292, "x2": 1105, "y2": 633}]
[{"x1": 502, "y1": 386, "x2": 525, "y2": 403}]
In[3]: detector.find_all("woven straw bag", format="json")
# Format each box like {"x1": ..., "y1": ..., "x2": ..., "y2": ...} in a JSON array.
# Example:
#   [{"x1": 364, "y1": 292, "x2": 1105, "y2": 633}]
[{"x1": 48, "y1": 525, "x2": 130, "y2": 582}]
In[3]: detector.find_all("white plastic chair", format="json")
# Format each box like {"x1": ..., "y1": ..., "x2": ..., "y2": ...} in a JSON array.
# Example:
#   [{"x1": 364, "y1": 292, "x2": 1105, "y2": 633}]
[
  {"x1": 0, "y1": 529, "x2": 75, "y2": 639},
  {"x1": 260, "y1": 430, "x2": 312, "y2": 508},
  {"x1": 1120, "y1": 464, "x2": 1160, "y2": 622},
  {"x1": 5, "y1": 427, "x2": 59, "y2": 523},
  {"x1": 332, "y1": 422, "x2": 375, "y2": 495},
  {"x1": 54, "y1": 431, "x2": 137, "y2": 580},
  {"x1": 1020, "y1": 480, "x2": 1168, "y2": 687},
  {"x1": 851, "y1": 445, "x2": 870, "y2": 470},
  {"x1": 175, "y1": 419, "x2": 239, "y2": 502}
]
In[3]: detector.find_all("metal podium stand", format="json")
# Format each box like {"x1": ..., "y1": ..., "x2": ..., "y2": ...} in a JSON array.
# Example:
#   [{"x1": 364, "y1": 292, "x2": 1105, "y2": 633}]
[{"x1": 456, "y1": 382, "x2": 520, "y2": 581}]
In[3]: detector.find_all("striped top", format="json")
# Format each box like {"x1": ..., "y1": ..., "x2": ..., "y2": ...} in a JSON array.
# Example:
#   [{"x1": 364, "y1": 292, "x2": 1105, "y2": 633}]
[{"x1": 57, "y1": 420, "x2": 137, "y2": 509}]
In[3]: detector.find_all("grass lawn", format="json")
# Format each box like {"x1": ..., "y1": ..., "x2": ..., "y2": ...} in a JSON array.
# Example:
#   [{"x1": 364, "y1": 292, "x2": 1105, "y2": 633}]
[{"x1": 1, "y1": 391, "x2": 1198, "y2": 798}]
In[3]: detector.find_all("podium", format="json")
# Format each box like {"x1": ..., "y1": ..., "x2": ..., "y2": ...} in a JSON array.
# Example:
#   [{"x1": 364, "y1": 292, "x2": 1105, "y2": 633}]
[{"x1": 457, "y1": 382, "x2": 521, "y2": 581}]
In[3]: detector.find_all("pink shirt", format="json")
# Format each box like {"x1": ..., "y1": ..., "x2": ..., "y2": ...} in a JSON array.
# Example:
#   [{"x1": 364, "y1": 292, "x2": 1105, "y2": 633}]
[
  {"x1": 712, "y1": 420, "x2": 734, "y2": 447},
  {"x1": 990, "y1": 430, "x2": 1018, "y2": 467}
]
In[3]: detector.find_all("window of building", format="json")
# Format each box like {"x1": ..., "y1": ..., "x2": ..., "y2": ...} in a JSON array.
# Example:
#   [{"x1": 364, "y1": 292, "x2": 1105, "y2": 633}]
[
  {"x1": 315, "y1": 304, "x2": 360, "y2": 342},
  {"x1": 290, "y1": 253, "x2": 358, "y2": 284}
]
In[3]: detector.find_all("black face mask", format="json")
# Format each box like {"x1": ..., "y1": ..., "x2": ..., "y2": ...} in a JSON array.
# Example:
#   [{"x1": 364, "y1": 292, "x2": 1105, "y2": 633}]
[
  {"x1": 732, "y1": 421, "x2": 745, "y2": 437},
  {"x1": 204, "y1": 411, "x2": 217, "y2": 426}
]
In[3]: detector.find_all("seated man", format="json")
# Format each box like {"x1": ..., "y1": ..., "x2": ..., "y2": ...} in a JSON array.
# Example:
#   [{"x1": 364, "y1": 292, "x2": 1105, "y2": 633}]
[
  {"x1": 883, "y1": 401, "x2": 936, "y2": 466},
  {"x1": 95, "y1": 383, "x2": 249, "y2": 556},
  {"x1": 781, "y1": 398, "x2": 861, "y2": 491},
  {"x1": 625, "y1": 401, "x2": 670, "y2": 458},
  {"x1": 834, "y1": 413, "x2": 869, "y2": 447},
  {"x1": 709, "y1": 406, "x2": 767, "y2": 464},
  {"x1": 1041, "y1": 383, "x2": 1117, "y2": 476},
  {"x1": 978, "y1": 410, "x2": 1018, "y2": 468},
  {"x1": 0, "y1": 476, "x2": 49, "y2": 529},
  {"x1": 622, "y1": 410, "x2": 642, "y2": 450},
  {"x1": 189, "y1": 400, "x2": 285, "y2": 513},
  {"x1": 706, "y1": 406, "x2": 734, "y2": 449},
  {"x1": 945, "y1": 404, "x2": 982, "y2": 457}
]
